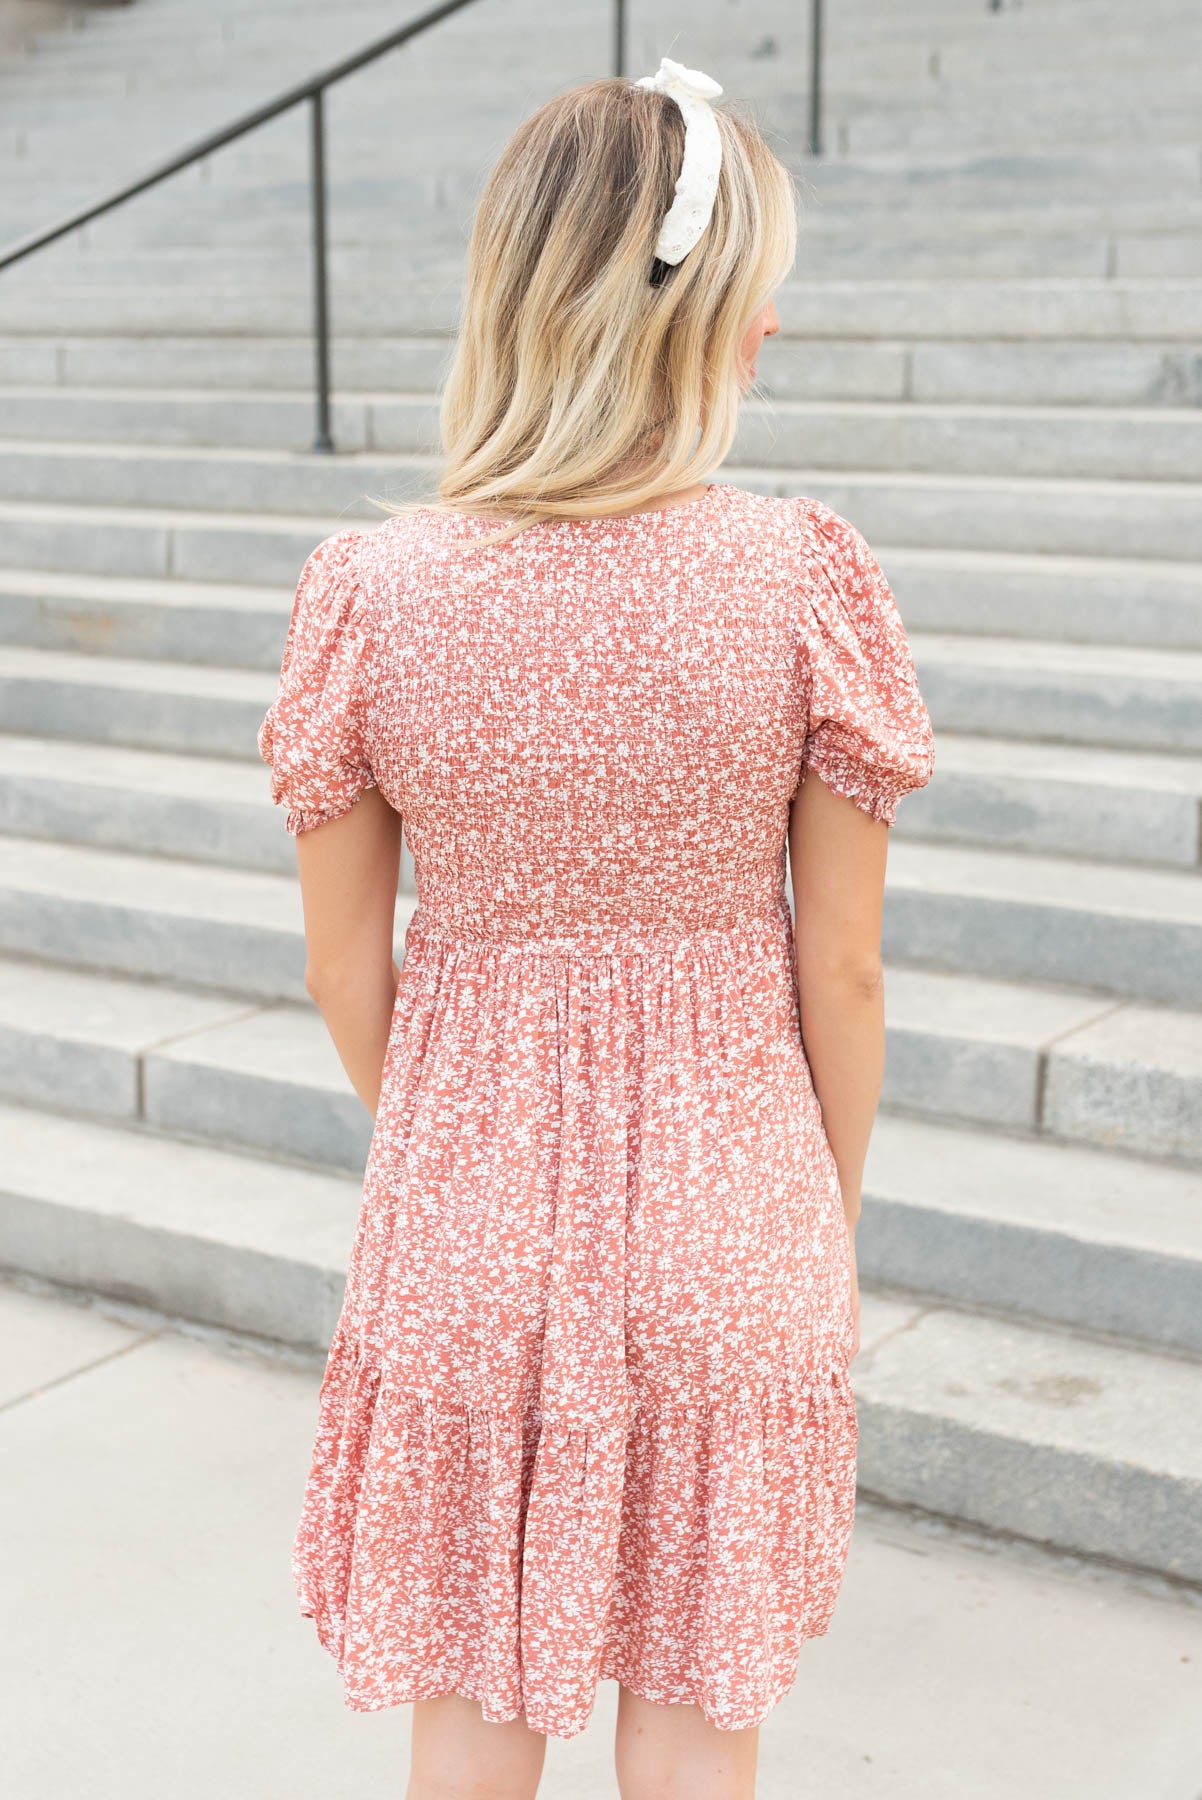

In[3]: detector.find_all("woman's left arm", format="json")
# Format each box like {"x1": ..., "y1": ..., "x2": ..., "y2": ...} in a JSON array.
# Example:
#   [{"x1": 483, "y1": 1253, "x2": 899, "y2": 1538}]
[{"x1": 295, "y1": 786, "x2": 404, "y2": 1118}]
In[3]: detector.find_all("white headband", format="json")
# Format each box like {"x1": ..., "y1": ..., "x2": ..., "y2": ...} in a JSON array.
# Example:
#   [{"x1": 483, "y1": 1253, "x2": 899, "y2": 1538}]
[{"x1": 635, "y1": 56, "x2": 724, "y2": 266}]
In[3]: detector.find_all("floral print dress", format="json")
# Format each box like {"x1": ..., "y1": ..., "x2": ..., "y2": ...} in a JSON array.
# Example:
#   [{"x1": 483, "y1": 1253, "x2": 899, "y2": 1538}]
[{"x1": 258, "y1": 480, "x2": 935, "y2": 1739}]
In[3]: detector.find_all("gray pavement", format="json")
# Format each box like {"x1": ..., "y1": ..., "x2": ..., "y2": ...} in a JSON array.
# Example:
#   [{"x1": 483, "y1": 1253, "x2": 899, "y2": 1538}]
[{"x1": 2, "y1": 1270, "x2": 1201, "y2": 1800}]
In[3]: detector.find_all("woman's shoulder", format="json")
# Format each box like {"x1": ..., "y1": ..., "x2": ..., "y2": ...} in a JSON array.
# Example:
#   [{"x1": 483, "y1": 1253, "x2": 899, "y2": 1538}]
[{"x1": 705, "y1": 485, "x2": 878, "y2": 573}]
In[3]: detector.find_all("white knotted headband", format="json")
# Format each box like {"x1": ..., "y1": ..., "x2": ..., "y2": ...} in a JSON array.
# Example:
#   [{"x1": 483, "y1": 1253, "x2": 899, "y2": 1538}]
[{"x1": 635, "y1": 56, "x2": 724, "y2": 266}]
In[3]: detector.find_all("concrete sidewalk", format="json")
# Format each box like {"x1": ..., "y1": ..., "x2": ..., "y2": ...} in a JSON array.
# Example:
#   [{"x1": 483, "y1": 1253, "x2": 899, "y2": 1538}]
[{"x1": 2, "y1": 1271, "x2": 1200, "y2": 1800}]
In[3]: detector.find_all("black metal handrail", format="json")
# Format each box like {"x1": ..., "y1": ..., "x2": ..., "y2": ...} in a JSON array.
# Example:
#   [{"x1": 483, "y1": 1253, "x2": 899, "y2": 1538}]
[
  {"x1": 0, "y1": 0, "x2": 628, "y2": 451},
  {"x1": 4, "y1": 0, "x2": 981, "y2": 445}
]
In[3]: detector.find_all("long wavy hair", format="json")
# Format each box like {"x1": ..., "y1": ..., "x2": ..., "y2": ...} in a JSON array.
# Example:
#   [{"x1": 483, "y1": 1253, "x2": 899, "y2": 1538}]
[{"x1": 380, "y1": 73, "x2": 798, "y2": 550}]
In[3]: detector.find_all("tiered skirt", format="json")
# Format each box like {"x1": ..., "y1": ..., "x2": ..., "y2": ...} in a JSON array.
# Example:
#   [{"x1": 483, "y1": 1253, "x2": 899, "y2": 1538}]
[{"x1": 292, "y1": 898, "x2": 858, "y2": 1738}]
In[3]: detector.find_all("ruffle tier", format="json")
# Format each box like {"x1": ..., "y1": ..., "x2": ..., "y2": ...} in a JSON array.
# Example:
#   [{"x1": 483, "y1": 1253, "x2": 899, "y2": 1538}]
[{"x1": 293, "y1": 1318, "x2": 858, "y2": 1739}]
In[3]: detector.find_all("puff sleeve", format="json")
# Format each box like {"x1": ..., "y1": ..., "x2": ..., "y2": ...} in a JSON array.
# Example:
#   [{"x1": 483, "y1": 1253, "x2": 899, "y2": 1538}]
[
  {"x1": 796, "y1": 501, "x2": 934, "y2": 826},
  {"x1": 257, "y1": 530, "x2": 378, "y2": 834}
]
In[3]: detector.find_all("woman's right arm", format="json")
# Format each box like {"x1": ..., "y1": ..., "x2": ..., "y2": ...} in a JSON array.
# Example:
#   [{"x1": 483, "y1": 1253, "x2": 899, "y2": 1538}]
[{"x1": 787, "y1": 767, "x2": 892, "y2": 1359}]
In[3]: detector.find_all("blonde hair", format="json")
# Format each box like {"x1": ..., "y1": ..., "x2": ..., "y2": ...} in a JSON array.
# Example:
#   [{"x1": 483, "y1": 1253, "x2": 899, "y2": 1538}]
[{"x1": 380, "y1": 74, "x2": 797, "y2": 550}]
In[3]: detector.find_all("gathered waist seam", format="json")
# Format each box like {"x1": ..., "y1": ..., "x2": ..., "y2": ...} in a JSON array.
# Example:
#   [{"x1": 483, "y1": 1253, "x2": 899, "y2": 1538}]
[{"x1": 403, "y1": 899, "x2": 793, "y2": 959}]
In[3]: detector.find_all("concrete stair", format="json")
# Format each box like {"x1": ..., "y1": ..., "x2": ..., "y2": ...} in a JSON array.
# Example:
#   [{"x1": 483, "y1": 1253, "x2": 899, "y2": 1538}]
[{"x1": 1, "y1": 0, "x2": 1201, "y2": 1587}]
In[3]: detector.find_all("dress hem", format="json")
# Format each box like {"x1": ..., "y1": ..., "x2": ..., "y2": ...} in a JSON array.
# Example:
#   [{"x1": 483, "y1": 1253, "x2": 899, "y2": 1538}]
[{"x1": 300, "y1": 1601, "x2": 841, "y2": 1739}]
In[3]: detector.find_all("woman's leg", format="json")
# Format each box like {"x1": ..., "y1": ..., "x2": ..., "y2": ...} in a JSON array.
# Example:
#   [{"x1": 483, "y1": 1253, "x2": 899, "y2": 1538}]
[
  {"x1": 406, "y1": 1694, "x2": 547, "y2": 1800},
  {"x1": 614, "y1": 1685, "x2": 759, "y2": 1800}
]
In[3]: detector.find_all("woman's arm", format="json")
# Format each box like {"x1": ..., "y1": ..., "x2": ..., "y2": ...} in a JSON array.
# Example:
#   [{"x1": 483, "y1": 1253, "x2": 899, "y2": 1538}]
[
  {"x1": 788, "y1": 770, "x2": 891, "y2": 1357},
  {"x1": 295, "y1": 786, "x2": 405, "y2": 1118}
]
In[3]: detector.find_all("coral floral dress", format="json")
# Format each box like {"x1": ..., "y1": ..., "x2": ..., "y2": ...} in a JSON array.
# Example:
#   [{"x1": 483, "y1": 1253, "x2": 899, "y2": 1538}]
[{"x1": 258, "y1": 480, "x2": 935, "y2": 1739}]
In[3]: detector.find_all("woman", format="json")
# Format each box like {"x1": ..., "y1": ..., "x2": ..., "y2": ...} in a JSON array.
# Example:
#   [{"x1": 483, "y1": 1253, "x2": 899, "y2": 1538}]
[{"x1": 258, "y1": 57, "x2": 934, "y2": 1800}]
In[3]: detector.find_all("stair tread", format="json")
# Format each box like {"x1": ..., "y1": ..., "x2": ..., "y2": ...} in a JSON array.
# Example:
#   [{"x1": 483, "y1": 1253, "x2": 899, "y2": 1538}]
[
  {"x1": 0, "y1": 1098, "x2": 361, "y2": 1262},
  {"x1": 5, "y1": 637, "x2": 1202, "y2": 722},
  {"x1": 0, "y1": 643, "x2": 276, "y2": 697},
  {"x1": 0, "y1": 496, "x2": 348, "y2": 532},
  {"x1": 0, "y1": 831, "x2": 302, "y2": 921},
  {"x1": 4, "y1": 1081, "x2": 1199, "y2": 1479},
  {"x1": 6, "y1": 542, "x2": 1202, "y2": 583},
  {"x1": 5, "y1": 933, "x2": 1202, "y2": 1117},
  {"x1": 855, "y1": 1289, "x2": 1202, "y2": 1476},
  {"x1": 0, "y1": 565, "x2": 287, "y2": 611},
  {"x1": 0, "y1": 939, "x2": 1165, "y2": 1052},
  {"x1": 0, "y1": 949, "x2": 261, "y2": 1053},
  {"x1": 888, "y1": 836, "x2": 1202, "y2": 920},
  {"x1": 5, "y1": 811, "x2": 1201, "y2": 917},
  {"x1": 8, "y1": 387, "x2": 1202, "y2": 426},
  {"x1": 913, "y1": 634, "x2": 1202, "y2": 679},
  {"x1": 5, "y1": 721, "x2": 1202, "y2": 795},
  {"x1": 928, "y1": 731, "x2": 1202, "y2": 791},
  {"x1": 0, "y1": 731, "x2": 270, "y2": 794},
  {"x1": 3, "y1": 464, "x2": 1202, "y2": 508},
  {"x1": 867, "y1": 1112, "x2": 1202, "y2": 1256}
]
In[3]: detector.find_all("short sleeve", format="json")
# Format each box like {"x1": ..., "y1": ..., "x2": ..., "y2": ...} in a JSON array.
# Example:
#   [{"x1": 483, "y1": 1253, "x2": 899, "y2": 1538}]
[
  {"x1": 796, "y1": 501, "x2": 934, "y2": 826},
  {"x1": 257, "y1": 530, "x2": 378, "y2": 835}
]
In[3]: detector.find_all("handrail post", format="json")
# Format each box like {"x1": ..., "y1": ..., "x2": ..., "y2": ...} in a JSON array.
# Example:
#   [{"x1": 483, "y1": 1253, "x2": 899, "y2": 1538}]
[
  {"x1": 309, "y1": 87, "x2": 334, "y2": 454},
  {"x1": 808, "y1": 0, "x2": 824, "y2": 156},
  {"x1": 614, "y1": 0, "x2": 626, "y2": 78}
]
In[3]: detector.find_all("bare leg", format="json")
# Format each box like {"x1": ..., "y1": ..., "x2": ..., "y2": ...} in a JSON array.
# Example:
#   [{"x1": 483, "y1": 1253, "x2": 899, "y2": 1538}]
[
  {"x1": 406, "y1": 1694, "x2": 547, "y2": 1800},
  {"x1": 614, "y1": 1684, "x2": 759, "y2": 1800}
]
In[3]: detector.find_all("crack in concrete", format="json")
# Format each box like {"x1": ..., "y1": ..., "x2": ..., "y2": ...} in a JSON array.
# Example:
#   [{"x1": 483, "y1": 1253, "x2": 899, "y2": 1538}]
[{"x1": 0, "y1": 1327, "x2": 160, "y2": 1416}]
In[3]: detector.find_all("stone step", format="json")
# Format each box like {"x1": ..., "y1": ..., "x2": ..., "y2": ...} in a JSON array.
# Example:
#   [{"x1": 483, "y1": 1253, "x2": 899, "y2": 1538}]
[
  {"x1": 0, "y1": 644, "x2": 275, "y2": 757},
  {"x1": 0, "y1": 277, "x2": 1196, "y2": 341},
  {"x1": 884, "y1": 839, "x2": 1202, "y2": 1006},
  {"x1": 16, "y1": 164, "x2": 1202, "y2": 240},
  {"x1": 881, "y1": 964, "x2": 1202, "y2": 1162},
  {"x1": 843, "y1": 106, "x2": 1202, "y2": 157},
  {"x1": 0, "y1": 940, "x2": 367, "y2": 1146},
  {"x1": 7, "y1": 55, "x2": 1200, "y2": 137},
  {"x1": 0, "y1": 732, "x2": 291, "y2": 871},
  {"x1": 4, "y1": 626, "x2": 1201, "y2": 795},
  {"x1": 0, "y1": 498, "x2": 342, "y2": 584},
  {"x1": 897, "y1": 733, "x2": 1202, "y2": 867},
  {"x1": 0, "y1": 566, "x2": 289, "y2": 668},
  {"x1": 1, "y1": 241, "x2": 1139, "y2": 285},
  {"x1": 0, "y1": 1097, "x2": 360, "y2": 1350},
  {"x1": 911, "y1": 635, "x2": 1202, "y2": 753},
  {"x1": 7, "y1": 431, "x2": 1202, "y2": 546},
  {"x1": 8, "y1": 391, "x2": 1202, "y2": 482},
  {"x1": 0, "y1": 727, "x2": 421, "y2": 887},
  {"x1": 739, "y1": 468, "x2": 1202, "y2": 562},
  {"x1": 10, "y1": 85, "x2": 1200, "y2": 172},
  {"x1": 5, "y1": 330, "x2": 1201, "y2": 409},
  {"x1": 10, "y1": 153, "x2": 1202, "y2": 248},
  {"x1": 861, "y1": 1112, "x2": 1202, "y2": 1351},
  {"x1": 3, "y1": 700, "x2": 1198, "y2": 877},
  {"x1": 1, "y1": 1092, "x2": 1197, "y2": 1582},
  {"x1": 882, "y1": 546, "x2": 1202, "y2": 651},
  {"x1": 4, "y1": 544, "x2": 1200, "y2": 672},
  {"x1": 852, "y1": 1290, "x2": 1202, "y2": 1584},
  {"x1": 5, "y1": 943, "x2": 1200, "y2": 1170},
  {"x1": 0, "y1": 955, "x2": 375, "y2": 1172},
  {"x1": 23, "y1": 10, "x2": 1199, "y2": 79},
  {"x1": 12, "y1": 132, "x2": 1202, "y2": 229},
  {"x1": 4, "y1": 467, "x2": 1202, "y2": 578},
  {"x1": 0, "y1": 832, "x2": 415, "y2": 1001},
  {"x1": 2, "y1": 824, "x2": 1201, "y2": 1098},
  {"x1": 22, "y1": 0, "x2": 1196, "y2": 38},
  {"x1": 0, "y1": 439, "x2": 418, "y2": 509},
  {"x1": 743, "y1": 401, "x2": 1202, "y2": 484},
  {"x1": 5, "y1": 229, "x2": 1192, "y2": 282},
  {"x1": 0, "y1": 333, "x2": 457, "y2": 396}
]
